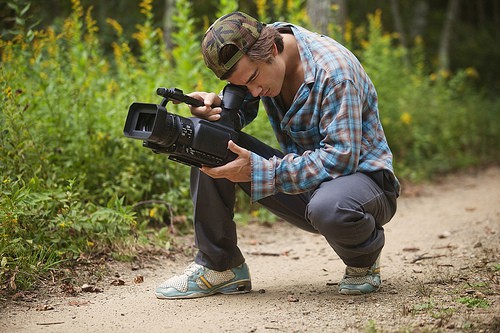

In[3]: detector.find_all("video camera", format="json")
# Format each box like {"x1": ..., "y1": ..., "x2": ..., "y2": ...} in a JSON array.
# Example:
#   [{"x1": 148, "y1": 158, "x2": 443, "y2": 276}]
[{"x1": 123, "y1": 84, "x2": 247, "y2": 167}]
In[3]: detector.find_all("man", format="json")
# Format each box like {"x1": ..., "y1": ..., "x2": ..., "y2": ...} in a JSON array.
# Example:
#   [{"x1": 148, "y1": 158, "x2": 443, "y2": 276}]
[{"x1": 156, "y1": 11, "x2": 400, "y2": 299}]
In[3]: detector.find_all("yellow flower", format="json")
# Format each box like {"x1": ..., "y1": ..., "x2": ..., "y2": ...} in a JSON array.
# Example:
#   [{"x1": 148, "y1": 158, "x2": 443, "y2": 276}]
[
  {"x1": 139, "y1": 0, "x2": 153, "y2": 16},
  {"x1": 111, "y1": 42, "x2": 122, "y2": 61},
  {"x1": 4, "y1": 87, "x2": 12, "y2": 99},
  {"x1": 63, "y1": 19, "x2": 75, "y2": 39},
  {"x1": 106, "y1": 18, "x2": 123, "y2": 37},
  {"x1": 1, "y1": 41, "x2": 13, "y2": 62},
  {"x1": 439, "y1": 69, "x2": 451, "y2": 79},
  {"x1": 149, "y1": 207, "x2": 158, "y2": 218},
  {"x1": 85, "y1": 7, "x2": 99, "y2": 35},
  {"x1": 344, "y1": 21, "x2": 353, "y2": 44},
  {"x1": 132, "y1": 30, "x2": 147, "y2": 47},
  {"x1": 256, "y1": 0, "x2": 268, "y2": 18},
  {"x1": 465, "y1": 67, "x2": 479, "y2": 79},
  {"x1": 71, "y1": 0, "x2": 83, "y2": 18},
  {"x1": 400, "y1": 112, "x2": 412, "y2": 126},
  {"x1": 107, "y1": 80, "x2": 119, "y2": 95}
]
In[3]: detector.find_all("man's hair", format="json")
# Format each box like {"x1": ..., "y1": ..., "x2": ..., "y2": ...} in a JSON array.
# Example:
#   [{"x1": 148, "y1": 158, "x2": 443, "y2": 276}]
[{"x1": 218, "y1": 26, "x2": 284, "y2": 80}]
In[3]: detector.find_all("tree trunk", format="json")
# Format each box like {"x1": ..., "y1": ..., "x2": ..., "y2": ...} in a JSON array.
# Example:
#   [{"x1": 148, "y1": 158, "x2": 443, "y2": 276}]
[
  {"x1": 307, "y1": 0, "x2": 332, "y2": 35},
  {"x1": 162, "y1": 0, "x2": 175, "y2": 50},
  {"x1": 438, "y1": 0, "x2": 460, "y2": 72},
  {"x1": 390, "y1": 0, "x2": 408, "y2": 49},
  {"x1": 477, "y1": 0, "x2": 486, "y2": 26},
  {"x1": 410, "y1": 0, "x2": 429, "y2": 40},
  {"x1": 335, "y1": 0, "x2": 348, "y2": 42}
]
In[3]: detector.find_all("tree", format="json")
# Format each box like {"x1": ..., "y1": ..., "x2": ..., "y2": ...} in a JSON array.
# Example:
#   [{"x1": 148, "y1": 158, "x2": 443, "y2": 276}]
[
  {"x1": 162, "y1": 0, "x2": 175, "y2": 49},
  {"x1": 306, "y1": 0, "x2": 332, "y2": 35},
  {"x1": 335, "y1": 0, "x2": 348, "y2": 41},
  {"x1": 438, "y1": 0, "x2": 460, "y2": 72},
  {"x1": 389, "y1": 0, "x2": 408, "y2": 49},
  {"x1": 409, "y1": 0, "x2": 429, "y2": 41}
]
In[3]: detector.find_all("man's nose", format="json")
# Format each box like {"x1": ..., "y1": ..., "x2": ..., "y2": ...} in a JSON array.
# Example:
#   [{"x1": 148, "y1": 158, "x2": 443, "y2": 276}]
[{"x1": 247, "y1": 83, "x2": 262, "y2": 97}]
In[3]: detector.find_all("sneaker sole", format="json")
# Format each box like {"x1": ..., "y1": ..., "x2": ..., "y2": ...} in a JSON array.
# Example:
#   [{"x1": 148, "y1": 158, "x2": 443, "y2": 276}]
[
  {"x1": 338, "y1": 285, "x2": 380, "y2": 295},
  {"x1": 155, "y1": 280, "x2": 252, "y2": 299}
]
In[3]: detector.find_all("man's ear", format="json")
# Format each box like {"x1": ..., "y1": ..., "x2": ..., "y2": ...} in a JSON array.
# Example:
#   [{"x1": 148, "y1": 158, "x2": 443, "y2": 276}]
[{"x1": 272, "y1": 43, "x2": 279, "y2": 56}]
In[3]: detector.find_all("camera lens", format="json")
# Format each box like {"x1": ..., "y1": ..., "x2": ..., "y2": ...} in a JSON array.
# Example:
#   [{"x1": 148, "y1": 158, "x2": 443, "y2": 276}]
[{"x1": 135, "y1": 113, "x2": 156, "y2": 132}]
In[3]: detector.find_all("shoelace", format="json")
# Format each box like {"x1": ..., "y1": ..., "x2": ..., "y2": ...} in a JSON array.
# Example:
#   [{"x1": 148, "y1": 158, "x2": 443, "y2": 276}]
[{"x1": 183, "y1": 262, "x2": 203, "y2": 277}]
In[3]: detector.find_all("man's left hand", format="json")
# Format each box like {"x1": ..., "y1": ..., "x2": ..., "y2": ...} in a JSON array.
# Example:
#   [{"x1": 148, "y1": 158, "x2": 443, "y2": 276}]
[{"x1": 200, "y1": 140, "x2": 251, "y2": 183}]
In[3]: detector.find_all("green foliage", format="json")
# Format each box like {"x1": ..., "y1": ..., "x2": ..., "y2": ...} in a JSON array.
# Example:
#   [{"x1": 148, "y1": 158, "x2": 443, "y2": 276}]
[
  {"x1": 364, "y1": 319, "x2": 380, "y2": 333},
  {"x1": 1, "y1": 0, "x2": 499, "y2": 292},
  {"x1": 0, "y1": 176, "x2": 136, "y2": 289},
  {"x1": 171, "y1": 0, "x2": 206, "y2": 90},
  {"x1": 357, "y1": 10, "x2": 500, "y2": 181},
  {"x1": 0, "y1": 0, "x2": 189, "y2": 292},
  {"x1": 456, "y1": 296, "x2": 490, "y2": 309}
]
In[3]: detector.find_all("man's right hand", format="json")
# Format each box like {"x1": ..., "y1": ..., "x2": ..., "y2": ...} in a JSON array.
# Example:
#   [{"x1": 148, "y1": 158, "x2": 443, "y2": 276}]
[{"x1": 186, "y1": 92, "x2": 222, "y2": 121}]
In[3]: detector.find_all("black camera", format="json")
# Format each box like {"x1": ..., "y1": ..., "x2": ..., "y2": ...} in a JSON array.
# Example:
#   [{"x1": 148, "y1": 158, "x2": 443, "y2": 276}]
[{"x1": 123, "y1": 84, "x2": 247, "y2": 167}]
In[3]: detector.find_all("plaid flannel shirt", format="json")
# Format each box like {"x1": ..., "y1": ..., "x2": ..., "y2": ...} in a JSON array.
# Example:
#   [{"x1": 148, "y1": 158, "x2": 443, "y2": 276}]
[{"x1": 239, "y1": 23, "x2": 400, "y2": 202}]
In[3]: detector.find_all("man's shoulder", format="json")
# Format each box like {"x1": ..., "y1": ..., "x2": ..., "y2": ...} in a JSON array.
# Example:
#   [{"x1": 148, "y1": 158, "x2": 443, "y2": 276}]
[{"x1": 271, "y1": 23, "x2": 368, "y2": 86}]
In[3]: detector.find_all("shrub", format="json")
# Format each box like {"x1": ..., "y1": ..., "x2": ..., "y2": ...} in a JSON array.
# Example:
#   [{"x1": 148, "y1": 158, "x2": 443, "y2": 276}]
[{"x1": 1, "y1": 0, "x2": 498, "y2": 292}]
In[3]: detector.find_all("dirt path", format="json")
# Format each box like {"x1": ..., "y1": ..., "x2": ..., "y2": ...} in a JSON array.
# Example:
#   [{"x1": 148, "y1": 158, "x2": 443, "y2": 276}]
[{"x1": 2, "y1": 167, "x2": 499, "y2": 333}]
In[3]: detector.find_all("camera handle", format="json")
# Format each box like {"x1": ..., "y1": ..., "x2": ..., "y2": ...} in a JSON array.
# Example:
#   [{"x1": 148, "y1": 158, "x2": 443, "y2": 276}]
[
  {"x1": 156, "y1": 87, "x2": 204, "y2": 108},
  {"x1": 156, "y1": 85, "x2": 246, "y2": 131}
]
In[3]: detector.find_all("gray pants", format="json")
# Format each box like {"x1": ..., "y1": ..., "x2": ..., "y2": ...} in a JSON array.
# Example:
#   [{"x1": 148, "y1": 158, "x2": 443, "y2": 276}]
[{"x1": 191, "y1": 132, "x2": 398, "y2": 271}]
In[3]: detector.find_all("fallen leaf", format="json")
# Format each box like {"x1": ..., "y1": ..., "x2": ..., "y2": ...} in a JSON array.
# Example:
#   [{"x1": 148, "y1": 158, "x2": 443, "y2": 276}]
[
  {"x1": 81, "y1": 284, "x2": 102, "y2": 293},
  {"x1": 110, "y1": 279, "x2": 125, "y2": 286},
  {"x1": 60, "y1": 281, "x2": 77, "y2": 296},
  {"x1": 36, "y1": 304, "x2": 54, "y2": 311},
  {"x1": 134, "y1": 275, "x2": 144, "y2": 284},
  {"x1": 12, "y1": 291, "x2": 38, "y2": 302}
]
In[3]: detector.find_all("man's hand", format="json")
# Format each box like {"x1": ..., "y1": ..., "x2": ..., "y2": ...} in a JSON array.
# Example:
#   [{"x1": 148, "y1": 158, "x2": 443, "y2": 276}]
[
  {"x1": 185, "y1": 92, "x2": 222, "y2": 121},
  {"x1": 200, "y1": 140, "x2": 251, "y2": 183}
]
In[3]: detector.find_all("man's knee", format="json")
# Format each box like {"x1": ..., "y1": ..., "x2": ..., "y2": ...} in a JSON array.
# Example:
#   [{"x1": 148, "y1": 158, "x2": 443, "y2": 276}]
[{"x1": 307, "y1": 198, "x2": 374, "y2": 245}]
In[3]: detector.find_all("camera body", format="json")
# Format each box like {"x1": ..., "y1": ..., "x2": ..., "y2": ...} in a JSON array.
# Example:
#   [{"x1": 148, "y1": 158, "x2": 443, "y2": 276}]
[{"x1": 123, "y1": 84, "x2": 247, "y2": 167}]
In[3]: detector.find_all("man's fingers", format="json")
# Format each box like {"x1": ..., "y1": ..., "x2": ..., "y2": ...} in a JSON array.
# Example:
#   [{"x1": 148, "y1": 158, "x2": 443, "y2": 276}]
[
  {"x1": 227, "y1": 140, "x2": 245, "y2": 155},
  {"x1": 190, "y1": 105, "x2": 221, "y2": 120}
]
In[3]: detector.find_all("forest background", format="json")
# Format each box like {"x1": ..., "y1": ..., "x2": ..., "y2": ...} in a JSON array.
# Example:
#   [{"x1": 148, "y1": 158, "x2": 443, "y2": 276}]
[{"x1": 1, "y1": 0, "x2": 499, "y2": 293}]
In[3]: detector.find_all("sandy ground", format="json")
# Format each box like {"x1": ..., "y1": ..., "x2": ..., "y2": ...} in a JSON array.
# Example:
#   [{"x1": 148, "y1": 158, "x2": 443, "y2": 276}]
[{"x1": 1, "y1": 166, "x2": 499, "y2": 333}]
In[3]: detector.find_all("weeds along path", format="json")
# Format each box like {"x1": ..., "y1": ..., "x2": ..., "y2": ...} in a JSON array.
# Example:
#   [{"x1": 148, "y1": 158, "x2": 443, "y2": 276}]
[{"x1": 1, "y1": 166, "x2": 499, "y2": 333}]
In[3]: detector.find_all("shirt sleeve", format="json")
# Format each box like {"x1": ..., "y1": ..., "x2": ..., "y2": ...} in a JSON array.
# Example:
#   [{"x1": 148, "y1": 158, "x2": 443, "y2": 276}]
[{"x1": 250, "y1": 80, "x2": 362, "y2": 202}]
